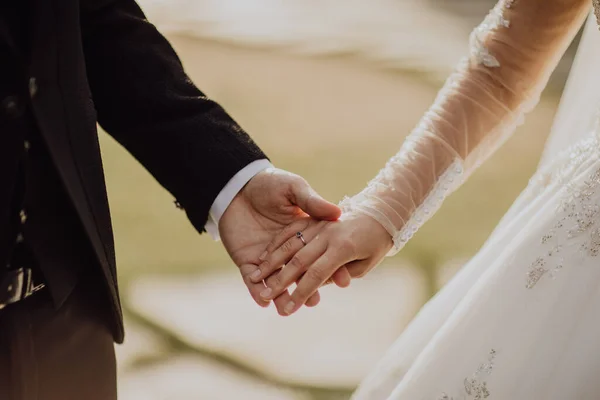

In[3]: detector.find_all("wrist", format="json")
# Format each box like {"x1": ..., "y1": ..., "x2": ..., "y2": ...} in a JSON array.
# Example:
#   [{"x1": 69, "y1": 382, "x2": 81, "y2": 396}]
[
  {"x1": 218, "y1": 188, "x2": 248, "y2": 234},
  {"x1": 209, "y1": 160, "x2": 272, "y2": 238},
  {"x1": 342, "y1": 211, "x2": 394, "y2": 250},
  {"x1": 341, "y1": 200, "x2": 398, "y2": 239}
]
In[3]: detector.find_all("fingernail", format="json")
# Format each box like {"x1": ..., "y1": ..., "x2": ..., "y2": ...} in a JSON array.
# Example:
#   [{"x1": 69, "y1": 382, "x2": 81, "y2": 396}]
[
  {"x1": 259, "y1": 251, "x2": 268, "y2": 261},
  {"x1": 284, "y1": 301, "x2": 295, "y2": 315},
  {"x1": 260, "y1": 288, "x2": 272, "y2": 299},
  {"x1": 250, "y1": 270, "x2": 261, "y2": 281}
]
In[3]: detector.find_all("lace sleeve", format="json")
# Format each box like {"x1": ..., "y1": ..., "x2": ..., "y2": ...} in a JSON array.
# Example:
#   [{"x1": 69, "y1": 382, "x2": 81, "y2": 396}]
[{"x1": 341, "y1": 0, "x2": 591, "y2": 255}]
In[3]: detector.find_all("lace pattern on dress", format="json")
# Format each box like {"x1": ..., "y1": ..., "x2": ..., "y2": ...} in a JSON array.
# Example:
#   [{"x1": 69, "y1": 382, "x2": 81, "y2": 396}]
[
  {"x1": 470, "y1": 0, "x2": 515, "y2": 67},
  {"x1": 528, "y1": 168, "x2": 600, "y2": 288},
  {"x1": 437, "y1": 349, "x2": 497, "y2": 400},
  {"x1": 523, "y1": 131, "x2": 600, "y2": 288},
  {"x1": 594, "y1": 0, "x2": 600, "y2": 28}
]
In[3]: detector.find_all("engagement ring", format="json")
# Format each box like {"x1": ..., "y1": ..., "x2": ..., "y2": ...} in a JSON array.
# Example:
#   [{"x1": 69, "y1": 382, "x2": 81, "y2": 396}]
[{"x1": 296, "y1": 231, "x2": 307, "y2": 246}]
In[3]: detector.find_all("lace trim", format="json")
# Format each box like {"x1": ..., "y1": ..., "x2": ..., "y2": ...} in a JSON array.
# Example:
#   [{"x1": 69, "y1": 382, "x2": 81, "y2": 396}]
[
  {"x1": 469, "y1": 0, "x2": 515, "y2": 68},
  {"x1": 340, "y1": 160, "x2": 464, "y2": 256},
  {"x1": 389, "y1": 160, "x2": 464, "y2": 255}
]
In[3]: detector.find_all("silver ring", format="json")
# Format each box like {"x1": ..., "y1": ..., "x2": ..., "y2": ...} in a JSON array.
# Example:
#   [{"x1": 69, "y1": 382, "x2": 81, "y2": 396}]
[{"x1": 296, "y1": 231, "x2": 307, "y2": 246}]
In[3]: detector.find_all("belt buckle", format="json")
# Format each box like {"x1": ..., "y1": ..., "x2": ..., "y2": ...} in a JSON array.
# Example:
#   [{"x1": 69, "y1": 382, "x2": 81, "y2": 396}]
[{"x1": 0, "y1": 268, "x2": 45, "y2": 310}]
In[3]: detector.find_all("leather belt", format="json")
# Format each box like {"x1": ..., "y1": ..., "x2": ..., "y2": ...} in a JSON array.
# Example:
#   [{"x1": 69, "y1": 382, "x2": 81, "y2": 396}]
[{"x1": 0, "y1": 267, "x2": 45, "y2": 310}]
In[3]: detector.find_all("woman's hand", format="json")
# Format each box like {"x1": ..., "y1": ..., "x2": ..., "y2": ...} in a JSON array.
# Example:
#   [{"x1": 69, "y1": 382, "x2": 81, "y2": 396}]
[{"x1": 250, "y1": 212, "x2": 393, "y2": 316}]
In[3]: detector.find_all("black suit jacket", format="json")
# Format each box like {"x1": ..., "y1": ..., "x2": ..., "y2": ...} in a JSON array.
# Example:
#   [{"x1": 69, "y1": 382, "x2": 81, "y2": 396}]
[{"x1": 0, "y1": 0, "x2": 266, "y2": 342}]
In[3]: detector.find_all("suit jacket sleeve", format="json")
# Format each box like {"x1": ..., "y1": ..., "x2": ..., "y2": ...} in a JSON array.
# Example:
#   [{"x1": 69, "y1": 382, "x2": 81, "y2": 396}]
[{"x1": 79, "y1": 0, "x2": 268, "y2": 232}]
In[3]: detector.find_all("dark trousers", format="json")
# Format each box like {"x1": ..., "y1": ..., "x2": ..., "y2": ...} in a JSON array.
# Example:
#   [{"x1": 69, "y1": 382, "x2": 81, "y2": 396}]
[{"x1": 0, "y1": 278, "x2": 117, "y2": 400}]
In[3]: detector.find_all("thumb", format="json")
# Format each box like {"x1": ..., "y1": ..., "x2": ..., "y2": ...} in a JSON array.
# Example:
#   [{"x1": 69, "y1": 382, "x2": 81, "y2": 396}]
[{"x1": 291, "y1": 180, "x2": 341, "y2": 221}]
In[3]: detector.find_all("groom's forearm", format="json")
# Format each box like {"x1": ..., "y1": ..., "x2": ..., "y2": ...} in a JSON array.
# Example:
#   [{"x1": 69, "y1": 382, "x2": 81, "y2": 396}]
[{"x1": 80, "y1": 0, "x2": 268, "y2": 231}]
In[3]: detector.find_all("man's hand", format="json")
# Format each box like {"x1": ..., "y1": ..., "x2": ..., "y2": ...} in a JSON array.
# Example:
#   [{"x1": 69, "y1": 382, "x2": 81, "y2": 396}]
[{"x1": 219, "y1": 168, "x2": 351, "y2": 313}]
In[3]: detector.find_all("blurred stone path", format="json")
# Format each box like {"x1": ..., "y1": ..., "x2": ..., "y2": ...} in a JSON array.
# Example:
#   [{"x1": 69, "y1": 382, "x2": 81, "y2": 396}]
[
  {"x1": 119, "y1": 355, "x2": 307, "y2": 400},
  {"x1": 118, "y1": 265, "x2": 427, "y2": 399}
]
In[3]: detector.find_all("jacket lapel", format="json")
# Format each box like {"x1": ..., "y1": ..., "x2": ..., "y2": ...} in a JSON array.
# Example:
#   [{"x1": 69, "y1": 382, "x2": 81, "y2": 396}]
[{"x1": 28, "y1": 0, "x2": 115, "y2": 272}]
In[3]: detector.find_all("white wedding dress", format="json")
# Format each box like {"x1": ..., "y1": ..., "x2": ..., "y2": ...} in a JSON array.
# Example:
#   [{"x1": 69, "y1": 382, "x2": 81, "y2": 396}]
[{"x1": 339, "y1": 1, "x2": 600, "y2": 399}]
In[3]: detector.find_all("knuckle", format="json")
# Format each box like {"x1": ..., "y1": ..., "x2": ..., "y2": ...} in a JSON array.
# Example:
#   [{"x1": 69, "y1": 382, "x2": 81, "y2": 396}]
[
  {"x1": 288, "y1": 255, "x2": 305, "y2": 271},
  {"x1": 291, "y1": 174, "x2": 307, "y2": 187},
  {"x1": 266, "y1": 239, "x2": 278, "y2": 253},
  {"x1": 293, "y1": 285, "x2": 314, "y2": 304},
  {"x1": 281, "y1": 239, "x2": 295, "y2": 254},
  {"x1": 266, "y1": 273, "x2": 281, "y2": 288},
  {"x1": 340, "y1": 237, "x2": 355, "y2": 251},
  {"x1": 291, "y1": 289, "x2": 307, "y2": 303},
  {"x1": 336, "y1": 237, "x2": 356, "y2": 256},
  {"x1": 285, "y1": 176, "x2": 301, "y2": 191},
  {"x1": 306, "y1": 266, "x2": 326, "y2": 283}
]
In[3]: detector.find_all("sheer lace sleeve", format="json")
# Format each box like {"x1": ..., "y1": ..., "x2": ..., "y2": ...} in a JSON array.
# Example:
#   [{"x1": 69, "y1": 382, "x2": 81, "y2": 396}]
[{"x1": 340, "y1": 0, "x2": 591, "y2": 255}]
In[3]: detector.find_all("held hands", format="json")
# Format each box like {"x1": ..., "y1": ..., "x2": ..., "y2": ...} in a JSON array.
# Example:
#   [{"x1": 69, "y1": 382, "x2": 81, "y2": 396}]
[
  {"x1": 219, "y1": 168, "x2": 353, "y2": 312},
  {"x1": 252, "y1": 211, "x2": 393, "y2": 316}
]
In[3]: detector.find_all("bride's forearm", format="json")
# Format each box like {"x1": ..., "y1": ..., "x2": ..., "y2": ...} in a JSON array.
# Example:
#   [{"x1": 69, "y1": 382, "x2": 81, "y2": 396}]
[
  {"x1": 342, "y1": 63, "x2": 530, "y2": 251},
  {"x1": 342, "y1": 0, "x2": 589, "y2": 255}
]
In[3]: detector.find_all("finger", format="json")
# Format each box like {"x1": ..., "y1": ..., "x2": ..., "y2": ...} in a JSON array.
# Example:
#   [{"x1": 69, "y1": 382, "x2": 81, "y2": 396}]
[
  {"x1": 253, "y1": 221, "x2": 324, "y2": 283},
  {"x1": 305, "y1": 291, "x2": 321, "y2": 307},
  {"x1": 262, "y1": 218, "x2": 310, "y2": 257},
  {"x1": 272, "y1": 289, "x2": 321, "y2": 315},
  {"x1": 331, "y1": 266, "x2": 352, "y2": 288},
  {"x1": 271, "y1": 266, "x2": 347, "y2": 315},
  {"x1": 285, "y1": 250, "x2": 352, "y2": 315},
  {"x1": 239, "y1": 264, "x2": 270, "y2": 308},
  {"x1": 317, "y1": 266, "x2": 350, "y2": 287},
  {"x1": 344, "y1": 259, "x2": 377, "y2": 279},
  {"x1": 290, "y1": 180, "x2": 341, "y2": 221},
  {"x1": 266, "y1": 273, "x2": 320, "y2": 315},
  {"x1": 264, "y1": 271, "x2": 291, "y2": 316},
  {"x1": 260, "y1": 238, "x2": 328, "y2": 301}
]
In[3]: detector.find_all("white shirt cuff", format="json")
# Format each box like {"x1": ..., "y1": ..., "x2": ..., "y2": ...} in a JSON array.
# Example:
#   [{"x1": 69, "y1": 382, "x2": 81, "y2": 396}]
[{"x1": 205, "y1": 159, "x2": 273, "y2": 240}]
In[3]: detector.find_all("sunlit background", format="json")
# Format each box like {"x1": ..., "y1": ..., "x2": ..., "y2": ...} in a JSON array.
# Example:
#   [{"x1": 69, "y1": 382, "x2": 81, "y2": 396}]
[{"x1": 103, "y1": 1, "x2": 580, "y2": 398}]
